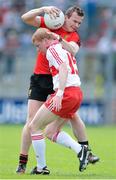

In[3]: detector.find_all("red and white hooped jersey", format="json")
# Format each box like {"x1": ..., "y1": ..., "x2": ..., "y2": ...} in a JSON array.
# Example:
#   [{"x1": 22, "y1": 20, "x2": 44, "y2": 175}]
[{"x1": 46, "y1": 43, "x2": 81, "y2": 90}]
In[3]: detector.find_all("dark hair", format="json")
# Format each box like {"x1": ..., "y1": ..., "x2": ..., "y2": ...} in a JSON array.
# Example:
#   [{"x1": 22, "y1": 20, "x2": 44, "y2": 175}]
[{"x1": 65, "y1": 6, "x2": 84, "y2": 18}]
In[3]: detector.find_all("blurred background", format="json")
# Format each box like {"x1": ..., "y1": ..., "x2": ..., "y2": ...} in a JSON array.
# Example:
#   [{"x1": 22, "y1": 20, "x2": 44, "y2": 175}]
[{"x1": 0, "y1": 0, "x2": 116, "y2": 125}]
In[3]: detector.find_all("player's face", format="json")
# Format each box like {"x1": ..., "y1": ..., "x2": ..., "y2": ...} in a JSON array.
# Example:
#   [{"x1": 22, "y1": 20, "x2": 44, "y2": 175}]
[
  {"x1": 34, "y1": 39, "x2": 47, "y2": 53},
  {"x1": 64, "y1": 12, "x2": 84, "y2": 32}
]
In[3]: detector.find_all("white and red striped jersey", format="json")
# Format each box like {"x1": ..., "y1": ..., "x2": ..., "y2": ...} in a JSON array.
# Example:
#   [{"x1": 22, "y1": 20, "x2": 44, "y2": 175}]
[{"x1": 46, "y1": 43, "x2": 81, "y2": 90}]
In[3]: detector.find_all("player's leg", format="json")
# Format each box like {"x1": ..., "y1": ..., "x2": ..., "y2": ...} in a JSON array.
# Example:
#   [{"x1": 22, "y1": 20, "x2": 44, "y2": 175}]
[
  {"x1": 45, "y1": 113, "x2": 99, "y2": 164},
  {"x1": 45, "y1": 119, "x2": 85, "y2": 153},
  {"x1": 70, "y1": 113, "x2": 99, "y2": 164},
  {"x1": 21, "y1": 100, "x2": 44, "y2": 154},
  {"x1": 16, "y1": 99, "x2": 44, "y2": 174},
  {"x1": 29, "y1": 104, "x2": 89, "y2": 173},
  {"x1": 16, "y1": 74, "x2": 52, "y2": 174},
  {"x1": 71, "y1": 113, "x2": 88, "y2": 143},
  {"x1": 29, "y1": 104, "x2": 60, "y2": 174}
]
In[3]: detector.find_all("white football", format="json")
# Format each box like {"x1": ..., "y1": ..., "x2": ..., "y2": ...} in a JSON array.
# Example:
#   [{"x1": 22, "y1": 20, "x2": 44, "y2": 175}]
[{"x1": 44, "y1": 10, "x2": 65, "y2": 30}]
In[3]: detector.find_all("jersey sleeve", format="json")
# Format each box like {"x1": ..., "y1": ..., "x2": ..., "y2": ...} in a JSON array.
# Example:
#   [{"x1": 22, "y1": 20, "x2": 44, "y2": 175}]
[
  {"x1": 39, "y1": 17, "x2": 47, "y2": 28},
  {"x1": 46, "y1": 44, "x2": 66, "y2": 69}
]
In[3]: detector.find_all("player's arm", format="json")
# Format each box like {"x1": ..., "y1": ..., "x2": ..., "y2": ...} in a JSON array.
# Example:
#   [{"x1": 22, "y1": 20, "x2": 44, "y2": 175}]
[
  {"x1": 58, "y1": 62, "x2": 68, "y2": 93},
  {"x1": 47, "y1": 47, "x2": 68, "y2": 111},
  {"x1": 52, "y1": 62, "x2": 68, "y2": 111},
  {"x1": 21, "y1": 6, "x2": 60, "y2": 27},
  {"x1": 48, "y1": 33, "x2": 79, "y2": 56},
  {"x1": 47, "y1": 48, "x2": 68, "y2": 93},
  {"x1": 60, "y1": 38, "x2": 79, "y2": 56}
]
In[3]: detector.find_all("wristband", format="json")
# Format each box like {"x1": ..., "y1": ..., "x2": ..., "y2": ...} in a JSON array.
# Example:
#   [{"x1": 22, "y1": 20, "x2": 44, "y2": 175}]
[{"x1": 56, "y1": 89, "x2": 64, "y2": 97}]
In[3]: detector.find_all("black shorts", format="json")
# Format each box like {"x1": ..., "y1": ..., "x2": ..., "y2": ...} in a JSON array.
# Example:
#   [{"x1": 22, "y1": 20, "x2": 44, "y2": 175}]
[{"x1": 28, "y1": 74, "x2": 54, "y2": 101}]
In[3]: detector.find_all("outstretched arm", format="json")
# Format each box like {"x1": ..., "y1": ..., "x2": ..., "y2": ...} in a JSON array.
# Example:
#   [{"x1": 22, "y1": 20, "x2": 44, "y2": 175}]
[
  {"x1": 60, "y1": 38, "x2": 79, "y2": 56},
  {"x1": 47, "y1": 32, "x2": 79, "y2": 56},
  {"x1": 21, "y1": 6, "x2": 60, "y2": 27}
]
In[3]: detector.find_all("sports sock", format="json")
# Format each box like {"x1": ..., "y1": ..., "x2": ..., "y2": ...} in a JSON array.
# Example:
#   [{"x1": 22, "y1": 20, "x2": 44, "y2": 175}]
[
  {"x1": 53, "y1": 131, "x2": 82, "y2": 154},
  {"x1": 78, "y1": 141, "x2": 89, "y2": 145},
  {"x1": 19, "y1": 154, "x2": 28, "y2": 166},
  {"x1": 31, "y1": 133, "x2": 46, "y2": 170}
]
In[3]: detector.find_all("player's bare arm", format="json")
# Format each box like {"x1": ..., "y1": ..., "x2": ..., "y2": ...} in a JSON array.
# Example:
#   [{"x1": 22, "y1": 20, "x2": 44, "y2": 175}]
[
  {"x1": 21, "y1": 6, "x2": 60, "y2": 27},
  {"x1": 61, "y1": 39, "x2": 79, "y2": 56},
  {"x1": 47, "y1": 32, "x2": 79, "y2": 56},
  {"x1": 50, "y1": 62, "x2": 68, "y2": 112},
  {"x1": 58, "y1": 62, "x2": 68, "y2": 92},
  {"x1": 57, "y1": 35, "x2": 79, "y2": 56}
]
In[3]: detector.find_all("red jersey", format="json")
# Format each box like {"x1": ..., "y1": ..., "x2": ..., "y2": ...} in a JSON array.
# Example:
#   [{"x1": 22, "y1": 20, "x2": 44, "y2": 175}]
[{"x1": 33, "y1": 17, "x2": 81, "y2": 75}]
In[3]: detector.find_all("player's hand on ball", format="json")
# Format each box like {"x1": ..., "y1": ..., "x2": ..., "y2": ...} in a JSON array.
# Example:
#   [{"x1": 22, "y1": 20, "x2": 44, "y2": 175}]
[
  {"x1": 43, "y1": 6, "x2": 60, "y2": 19},
  {"x1": 44, "y1": 8, "x2": 64, "y2": 29}
]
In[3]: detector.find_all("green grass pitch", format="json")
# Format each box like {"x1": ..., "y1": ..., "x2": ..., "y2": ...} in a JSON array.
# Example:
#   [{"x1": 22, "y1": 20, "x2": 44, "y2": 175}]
[{"x1": 0, "y1": 124, "x2": 116, "y2": 179}]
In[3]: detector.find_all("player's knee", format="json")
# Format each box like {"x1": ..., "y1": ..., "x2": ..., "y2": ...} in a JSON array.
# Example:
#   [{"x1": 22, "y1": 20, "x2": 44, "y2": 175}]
[
  {"x1": 25, "y1": 114, "x2": 35, "y2": 130},
  {"x1": 28, "y1": 120, "x2": 44, "y2": 133},
  {"x1": 24, "y1": 121, "x2": 31, "y2": 133},
  {"x1": 28, "y1": 114, "x2": 33, "y2": 121},
  {"x1": 28, "y1": 122, "x2": 35, "y2": 133}
]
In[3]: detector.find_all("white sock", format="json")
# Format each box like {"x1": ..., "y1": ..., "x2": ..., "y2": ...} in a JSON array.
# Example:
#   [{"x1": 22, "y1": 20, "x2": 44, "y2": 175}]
[
  {"x1": 54, "y1": 131, "x2": 82, "y2": 154},
  {"x1": 31, "y1": 133, "x2": 46, "y2": 170}
]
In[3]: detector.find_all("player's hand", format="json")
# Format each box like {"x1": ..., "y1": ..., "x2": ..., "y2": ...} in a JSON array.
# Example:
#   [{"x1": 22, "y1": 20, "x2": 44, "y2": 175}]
[
  {"x1": 43, "y1": 6, "x2": 60, "y2": 19},
  {"x1": 50, "y1": 95, "x2": 63, "y2": 111},
  {"x1": 48, "y1": 90, "x2": 64, "y2": 111},
  {"x1": 47, "y1": 32, "x2": 60, "y2": 40}
]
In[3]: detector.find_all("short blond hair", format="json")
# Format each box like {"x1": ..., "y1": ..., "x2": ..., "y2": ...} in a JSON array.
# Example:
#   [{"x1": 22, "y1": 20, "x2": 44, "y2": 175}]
[{"x1": 32, "y1": 28, "x2": 53, "y2": 44}]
